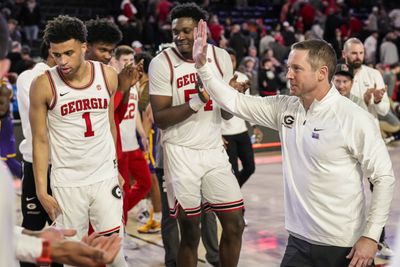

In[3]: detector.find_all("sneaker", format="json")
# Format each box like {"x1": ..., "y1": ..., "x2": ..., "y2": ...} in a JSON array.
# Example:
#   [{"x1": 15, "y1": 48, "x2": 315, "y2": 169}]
[
  {"x1": 377, "y1": 241, "x2": 394, "y2": 259},
  {"x1": 136, "y1": 208, "x2": 150, "y2": 224},
  {"x1": 137, "y1": 219, "x2": 161, "y2": 234},
  {"x1": 123, "y1": 235, "x2": 139, "y2": 250}
]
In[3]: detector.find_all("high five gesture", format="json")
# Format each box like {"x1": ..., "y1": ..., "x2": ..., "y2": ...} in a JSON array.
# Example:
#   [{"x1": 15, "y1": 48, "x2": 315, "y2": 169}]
[{"x1": 193, "y1": 19, "x2": 208, "y2": 69}]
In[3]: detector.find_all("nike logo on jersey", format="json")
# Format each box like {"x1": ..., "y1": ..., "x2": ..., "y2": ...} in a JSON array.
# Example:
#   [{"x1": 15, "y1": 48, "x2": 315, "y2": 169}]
[
  {"x1": 26, "y1": 197, "x2": 36, "y2": 201},
  {"x1": 174, "y1": 63, "x2": 182, "y2": 68},
  {"x1": 60, "y1": 92, "x2": 70, "y2": 97},
  {"x1": 313, "y1": 128, "x2": 324, "y2": 131}
]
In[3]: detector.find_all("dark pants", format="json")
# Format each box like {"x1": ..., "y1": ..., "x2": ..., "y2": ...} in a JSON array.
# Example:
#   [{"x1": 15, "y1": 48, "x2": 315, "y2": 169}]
[
  {"x1": 281, "y1": 235, "x2": 374, "y2": 267},
  {"x1": 20, "y1": 161, "x2": 62, "y2": 267},
  {"x1": 156, "y1": 168, "x2": 219, "y2": 267},
  {"x1": 223, "y1": 131, "x2": 255, "y2": 187}
]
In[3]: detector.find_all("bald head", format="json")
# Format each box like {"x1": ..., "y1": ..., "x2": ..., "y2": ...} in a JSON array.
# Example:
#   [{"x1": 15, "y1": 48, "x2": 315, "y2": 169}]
[{"x1": 342, "y1": 38, "x2": 364, "y2": 70}]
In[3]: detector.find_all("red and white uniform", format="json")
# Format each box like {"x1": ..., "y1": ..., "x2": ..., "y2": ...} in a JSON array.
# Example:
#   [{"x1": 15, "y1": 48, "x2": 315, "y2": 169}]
[
  {"x1": 149, "y1": 44, "x2": 244, "y2": 217},
  {"x1": 46, "y1": 61, "x2": 123, "y2": 247},
  {"x1": 117, "y1": 86, "x2": 152, "y2": 223},
  {"x1": 47, "y1": 61, "x2": 117, "y2": 187},
  {"x1": 119, "y1": 86, "x2": 140, "y2": 151}
]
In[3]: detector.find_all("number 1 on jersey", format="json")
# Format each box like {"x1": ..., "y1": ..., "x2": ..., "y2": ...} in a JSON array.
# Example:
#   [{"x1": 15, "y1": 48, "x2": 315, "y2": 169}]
[{"x1": 82, "y1": 112, "x2": 95, "y2": 137}]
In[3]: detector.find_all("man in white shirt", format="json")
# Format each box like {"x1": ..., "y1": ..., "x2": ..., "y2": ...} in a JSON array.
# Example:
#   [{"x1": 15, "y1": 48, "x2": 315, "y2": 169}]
[
  {"x1": 16, "y1": 42, "x2": 59, "y2": 267},
  {"x1": 193, "y1": 20, "x2": 395, "y2": 267},
  {"x1": 363, "y1": 31, "x2": 378, "y2": 65},
  {"x1": 342, "y1": 37, "x2": 390, "y2": 121},
  {"x1": 342, "y1": 37, "x2": 394, "y2": 256}
]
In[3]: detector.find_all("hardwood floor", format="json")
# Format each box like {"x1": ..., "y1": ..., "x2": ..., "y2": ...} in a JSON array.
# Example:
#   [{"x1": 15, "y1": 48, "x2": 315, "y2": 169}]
[{"x1": 14, "y1": 142, "x2": 400, "y2": 266}]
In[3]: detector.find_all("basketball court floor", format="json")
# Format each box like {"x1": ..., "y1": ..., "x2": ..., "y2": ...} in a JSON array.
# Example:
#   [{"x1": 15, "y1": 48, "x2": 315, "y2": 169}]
[{"x1": 14, "y1": 142, "x2": 400, "y2": 266}]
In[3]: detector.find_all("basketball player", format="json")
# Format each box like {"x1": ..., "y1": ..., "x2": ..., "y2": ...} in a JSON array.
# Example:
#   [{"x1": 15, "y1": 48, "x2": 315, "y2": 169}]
[
  {"x1": 150, "y1": 3, "x2": 244, "y2": 267},
  {"x1": 113, "y1": 45, "x2": 152, "y2": 227},
  {"x1": 84, "y1": 17, "x2": 140, "y2": 168},
  {"x1": 193, "y1": 20, "x2": 394, "y2": 267},
  {"x1": 30, "y1": 15, "x2": 126, "y2": 267},
  {"x1": 16, "y1": 41, "x2": 60, "y2": 267}
]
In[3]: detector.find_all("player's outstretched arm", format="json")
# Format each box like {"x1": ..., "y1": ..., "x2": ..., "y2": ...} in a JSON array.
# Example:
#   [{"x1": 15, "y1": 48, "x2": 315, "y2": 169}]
[{"x1": 29, "y1": 74, "x2": 61, "y2": 221}]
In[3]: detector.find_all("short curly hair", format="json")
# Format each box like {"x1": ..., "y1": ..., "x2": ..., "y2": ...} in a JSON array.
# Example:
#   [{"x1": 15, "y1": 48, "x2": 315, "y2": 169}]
[
  {"x1": 44, "y1": 15, "x2": 87, "y2": 44},
  {"x1": 85, "y1": 18, "x2": 122, "y2": 45},
  {"x1": 169, "y1": 2, "x2": 208, "y2": 23}
]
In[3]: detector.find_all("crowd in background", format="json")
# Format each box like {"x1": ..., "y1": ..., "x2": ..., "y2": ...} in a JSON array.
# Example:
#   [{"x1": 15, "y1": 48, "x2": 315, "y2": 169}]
[{"x1": 1, "y1": 0, "x2": 400, "y2": 176}]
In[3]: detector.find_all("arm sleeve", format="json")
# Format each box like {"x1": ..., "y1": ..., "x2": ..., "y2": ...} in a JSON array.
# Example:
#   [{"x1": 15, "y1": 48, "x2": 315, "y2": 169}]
[
  {"x1": 197, "y1": 63, "x2": 282, "y2": 130},
  {"x1": 346, "y1": 112, "x2": 395, "y2": 241},
  {"x1": 14, "y1": 230, "x2": 43, "y2": 263},
  {"x1": 149, "y1": 55, "x2": 172, "y2": 96}
]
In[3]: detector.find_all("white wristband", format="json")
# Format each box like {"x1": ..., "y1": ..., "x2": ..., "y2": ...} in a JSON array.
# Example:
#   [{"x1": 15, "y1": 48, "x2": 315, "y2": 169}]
[{"x1": 189, "y1": 94, "x2": 206, "y2": 112}]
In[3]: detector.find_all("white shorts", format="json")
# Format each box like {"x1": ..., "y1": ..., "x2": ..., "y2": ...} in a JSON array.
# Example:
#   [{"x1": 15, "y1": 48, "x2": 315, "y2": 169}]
[
  {"x1": 164, "y1": 143, "x2": 244, "y2": 218},
  {"x1": 52, "y1": 176, "x2": 123, "y2": 240}
]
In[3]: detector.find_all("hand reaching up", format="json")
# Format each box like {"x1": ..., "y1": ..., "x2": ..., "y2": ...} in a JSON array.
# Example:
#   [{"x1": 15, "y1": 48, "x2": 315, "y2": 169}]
[
  {"x1": 132, "y1": 59, "x2": 144, "y2": 86},
  {"x1": 193, "y1": 19, "x2": 208, "y2": 69}
]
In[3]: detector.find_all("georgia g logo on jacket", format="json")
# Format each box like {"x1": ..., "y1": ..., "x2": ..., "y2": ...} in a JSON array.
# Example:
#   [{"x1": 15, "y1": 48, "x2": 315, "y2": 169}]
[{"x1": 282, "y1": 115, "x2": 295, "y2": 128}]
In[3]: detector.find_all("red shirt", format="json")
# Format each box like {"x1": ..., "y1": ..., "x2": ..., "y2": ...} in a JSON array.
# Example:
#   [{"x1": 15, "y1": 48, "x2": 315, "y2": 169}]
[{"x1": 114, "y1": 91, "x2": 128, "y2": 160}]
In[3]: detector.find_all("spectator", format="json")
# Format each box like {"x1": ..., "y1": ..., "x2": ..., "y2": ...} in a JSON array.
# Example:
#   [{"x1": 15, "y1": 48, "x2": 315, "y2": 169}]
[
  {"x1": 364, "y1": 31, "x2": 379, "y2": 65},
  {"x1": 258, "y1": 57, "x2": 280, "y2": 96},
  {"x1": 281, "y1": 21, "x2": 296, "y2": 46},
  {"x1": 18, "y1": 0, "x2": 41, "y2": 45},
  {"x1": 208, "y1": 14, "x2": 223, "y2": 45},
  {"x1": 229, "y1": 24, "x2": 248, "y2": 65},
  {"x1": 366, "y1": 6, "x2": 379, "y2": 32},
  {"x1": 7, "y1": 18, "x2": 21, "y2": 43},
  {"x1": 121, "y1": 0, "x2": 137, "y2": 20},
  {"x1": 380, "y1": 32, "x2": 399, "y2": 65}
]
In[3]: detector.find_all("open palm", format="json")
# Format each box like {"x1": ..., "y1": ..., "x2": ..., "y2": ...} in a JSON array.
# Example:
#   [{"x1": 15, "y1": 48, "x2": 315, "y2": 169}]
[{"x1": 193, "y1": 19, "x2": 208, "y2": 68}]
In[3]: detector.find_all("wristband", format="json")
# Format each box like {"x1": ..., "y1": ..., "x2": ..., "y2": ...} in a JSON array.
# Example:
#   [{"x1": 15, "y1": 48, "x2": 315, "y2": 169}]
[
  {"x1": 36, "y1": 240, "x2": 51, "y2": 266},
  {"x1": 189, "y1": 94, "x2": 206, "y2": 112}
]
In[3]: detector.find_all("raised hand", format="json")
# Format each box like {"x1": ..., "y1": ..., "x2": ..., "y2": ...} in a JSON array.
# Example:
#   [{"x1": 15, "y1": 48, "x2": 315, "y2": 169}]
[
  {"x1": 118, "y1": 62, "x2": 135, "y2": 92},
  {"x1": 131, "y1": 59, "x2": 144, "y2": 86},
  {"x1": 193, "y1": 19, "x2": 208, "y2": 69}
]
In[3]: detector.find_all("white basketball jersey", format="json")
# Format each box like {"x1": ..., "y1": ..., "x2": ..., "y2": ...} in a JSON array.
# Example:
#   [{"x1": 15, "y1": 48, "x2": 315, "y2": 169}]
[
  {"x1": 46, "y1": 61, "x2": 117, "y2": 187},
  {"x1": 150, "y1": 45, "x2": 232, "y2": 149},
  {"x1": 119, "y1": 86, "x2": 139, "y2": 152}
]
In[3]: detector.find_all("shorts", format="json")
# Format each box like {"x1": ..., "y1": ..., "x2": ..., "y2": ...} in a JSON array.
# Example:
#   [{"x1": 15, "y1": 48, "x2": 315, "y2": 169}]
[
  {"x1": 164, "y1": 143, "x2": 244, "y2": 218},
  {"x1": 52, "y1": 176, "x2": 123, "y2": 240}
]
